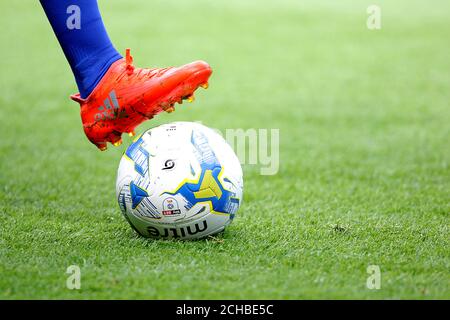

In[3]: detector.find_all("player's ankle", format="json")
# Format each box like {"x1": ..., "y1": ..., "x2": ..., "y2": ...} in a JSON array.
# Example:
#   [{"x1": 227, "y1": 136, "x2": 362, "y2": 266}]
[{"x1": 75, "y1": 48, "x2": 123, "y2": 99}]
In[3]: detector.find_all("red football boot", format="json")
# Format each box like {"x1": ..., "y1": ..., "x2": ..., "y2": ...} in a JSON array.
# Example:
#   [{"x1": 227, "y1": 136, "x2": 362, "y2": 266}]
[{"x1": 70, "y1": 49, "x2": 212, "y2": 150}]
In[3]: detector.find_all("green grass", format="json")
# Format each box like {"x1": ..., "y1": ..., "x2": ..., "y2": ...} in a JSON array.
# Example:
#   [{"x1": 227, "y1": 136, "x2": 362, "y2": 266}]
[{"x1": 0, "y1": 0, "x2": 449, "y2": 299}]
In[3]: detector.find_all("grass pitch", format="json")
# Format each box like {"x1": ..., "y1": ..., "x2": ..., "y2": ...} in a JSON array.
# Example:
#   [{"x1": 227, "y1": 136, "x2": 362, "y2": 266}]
[{"x1": 0, "y1": 0, "x2": 449, "y2": 299}]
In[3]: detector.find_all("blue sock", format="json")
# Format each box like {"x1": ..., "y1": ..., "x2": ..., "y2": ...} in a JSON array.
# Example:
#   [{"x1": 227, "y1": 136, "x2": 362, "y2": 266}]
[{"x1": 40, "y1": 0, "x2": 122, "y2": 99}]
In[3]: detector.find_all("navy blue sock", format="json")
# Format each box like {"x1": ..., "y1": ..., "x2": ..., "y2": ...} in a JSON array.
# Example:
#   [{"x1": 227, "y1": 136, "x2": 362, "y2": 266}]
[{"x1": 40, "y1": 0, "x2": 122, "y2": 98}]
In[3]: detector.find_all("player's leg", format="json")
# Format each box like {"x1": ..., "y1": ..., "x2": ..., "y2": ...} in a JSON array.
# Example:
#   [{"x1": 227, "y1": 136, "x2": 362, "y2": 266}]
[
  {"x1": 40, "y1": 0, "x2": 122, "y2": 99},
  {"x1": 40, "y1": 0, "x2": 212, "y2": 150}
]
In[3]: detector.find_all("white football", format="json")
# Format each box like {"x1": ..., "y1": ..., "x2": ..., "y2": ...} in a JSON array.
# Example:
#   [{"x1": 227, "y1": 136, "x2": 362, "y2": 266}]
[{"x1": 116, "y1": 122, "x2": 243, "y2": 239}]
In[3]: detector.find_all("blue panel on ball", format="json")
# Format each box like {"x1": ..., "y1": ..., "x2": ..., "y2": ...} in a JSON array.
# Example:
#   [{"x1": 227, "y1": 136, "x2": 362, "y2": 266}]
[
  {"x1": 130, "y1": 181, "x2": 149, "y2": 209},
  {"x1": 125, "y1": 135, "x2": 150, "y2": 177},
  {"x1": 163, "y1": 130, "x2": 240, "y2": 215}
]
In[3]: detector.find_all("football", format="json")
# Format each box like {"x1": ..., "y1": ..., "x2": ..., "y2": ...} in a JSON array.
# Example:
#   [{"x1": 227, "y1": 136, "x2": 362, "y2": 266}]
[{"x1": 116, "y1": 122, "x2": 243, "y2": 240}]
